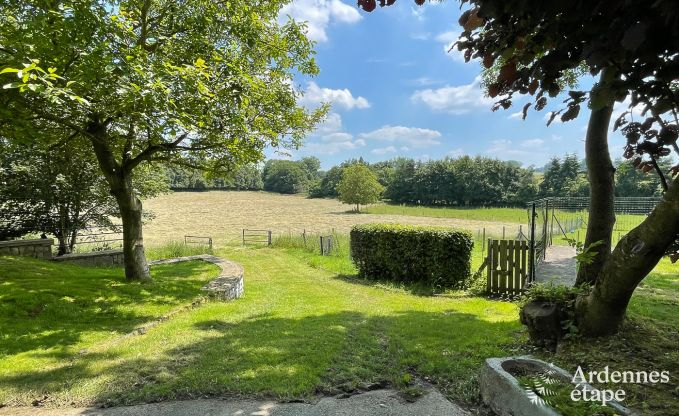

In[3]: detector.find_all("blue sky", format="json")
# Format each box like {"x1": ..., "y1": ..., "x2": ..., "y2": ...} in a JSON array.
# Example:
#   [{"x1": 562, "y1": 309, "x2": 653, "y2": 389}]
[{"x1": 274, "y1": 0, "x2": 632, "y2": 170}]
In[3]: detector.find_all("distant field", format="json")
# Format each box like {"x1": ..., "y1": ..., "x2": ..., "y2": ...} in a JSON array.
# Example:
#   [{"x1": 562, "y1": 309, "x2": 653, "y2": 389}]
[
  {"x1": 365, "y1": 204, "x2": 528, "y2": 223},
  {"x1": 142, "y1": 191, "x2": 521, "y2": 246}
]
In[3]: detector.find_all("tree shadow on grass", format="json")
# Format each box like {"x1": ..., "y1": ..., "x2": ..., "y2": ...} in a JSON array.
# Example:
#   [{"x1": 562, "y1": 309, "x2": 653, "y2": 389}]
[
  {"x1": 0, "y1": 309, "x2": 521, "y2": 408},
  {"x1": 333, "y1": 273, "x2": 455, "y2": 297},
  {"x1": 0, "y1": 259, "x2": 217, "y2": 358}
]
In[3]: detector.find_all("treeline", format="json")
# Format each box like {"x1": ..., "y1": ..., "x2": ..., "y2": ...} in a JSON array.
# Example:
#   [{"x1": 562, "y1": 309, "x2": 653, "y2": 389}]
[{"x1": 166, "y1": 154, "x2": 666, "y2": 204}]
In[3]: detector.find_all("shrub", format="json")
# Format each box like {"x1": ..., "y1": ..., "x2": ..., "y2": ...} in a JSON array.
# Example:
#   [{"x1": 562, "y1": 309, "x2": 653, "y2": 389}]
[{"x1": 350, "y1": 223, "x2": 473, "y2": 288}]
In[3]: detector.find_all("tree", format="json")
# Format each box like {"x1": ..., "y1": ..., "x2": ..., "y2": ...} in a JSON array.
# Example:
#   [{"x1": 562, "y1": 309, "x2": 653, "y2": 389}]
[
  {"x1": 615, "y1": 159, "x2": 666, "y2": 197},
  {"x1": 363, "y1": 0, "x2": 679, "y2": 335},
  {"x1": 337, "y1": 164, "x2": 384, "y2": 211},
  {"x1": 310, "y1": 165, "x2": 343, "y2": 198},
  {"x1": 229, "y1": 164, "x2": 264, "y2": 191},
  {"x1": 262, "y1": 160, "x2": 309, "y2": 194},
  {"x1": 0, "y1": 137, "x2": 166, "y2": 254},
  {"x1": 1, "y1": 0, "x2": 325, "y2": 280},
  {"x1": 299, "y1": 156, "x2": 322, "y2": 181}
]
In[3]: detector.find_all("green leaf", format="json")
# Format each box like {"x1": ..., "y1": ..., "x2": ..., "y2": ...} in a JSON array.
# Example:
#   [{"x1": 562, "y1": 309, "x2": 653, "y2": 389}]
[
  {"x1": 0, "y1": 68, "x2": 19, "y2": 74},
  {"x1": 2, "y1": 82, "x2": 21, "y2": 89}
]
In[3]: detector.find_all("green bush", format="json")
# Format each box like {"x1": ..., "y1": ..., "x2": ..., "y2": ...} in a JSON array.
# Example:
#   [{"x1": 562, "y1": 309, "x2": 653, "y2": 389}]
[{"x1": 350, "y1": 223, "x2": 473, "y2": 288}]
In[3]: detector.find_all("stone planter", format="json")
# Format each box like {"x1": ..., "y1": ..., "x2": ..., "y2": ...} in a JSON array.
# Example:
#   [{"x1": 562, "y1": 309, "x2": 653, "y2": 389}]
[{"x1": 479, "y1": 356, "x2": 635, "y2": 416}]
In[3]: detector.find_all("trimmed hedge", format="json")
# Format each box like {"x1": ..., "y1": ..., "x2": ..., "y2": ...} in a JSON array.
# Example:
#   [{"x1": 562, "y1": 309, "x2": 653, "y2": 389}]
[{"x1": 350, "y1": 223, "x2": 473, "y2": 288}]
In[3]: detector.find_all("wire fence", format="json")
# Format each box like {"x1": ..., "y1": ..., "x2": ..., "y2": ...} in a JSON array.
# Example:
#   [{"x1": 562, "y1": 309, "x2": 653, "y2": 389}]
[{"x1": 525, "y1": 197, "x2": 660, "y2": 280}]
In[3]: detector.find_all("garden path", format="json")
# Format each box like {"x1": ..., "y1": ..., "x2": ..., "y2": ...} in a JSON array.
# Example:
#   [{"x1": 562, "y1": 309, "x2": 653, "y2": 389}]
[
  {"x1": 0, "y1": 388, "x2": 469, "y2": 416},
  {"x1": 535, "y1": 245, "x2": 577, "y2": 287}
]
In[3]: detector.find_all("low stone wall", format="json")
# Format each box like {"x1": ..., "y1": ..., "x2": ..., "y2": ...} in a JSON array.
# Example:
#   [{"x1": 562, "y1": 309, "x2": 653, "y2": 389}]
[
  {"x1": 0, "y1": 239, "x2": 53, "y2": 260},
  {"x1": 149, "y1": 255, "x2": 244, "y2": 300},
  {"x1": 52, "y1": 249, "x2": 124, "y2": 267}
]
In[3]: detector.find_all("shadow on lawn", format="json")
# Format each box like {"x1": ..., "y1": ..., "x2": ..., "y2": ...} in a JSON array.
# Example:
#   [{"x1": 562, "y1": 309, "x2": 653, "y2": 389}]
[
  {"x1": 333, "y1": 273, "x2": 463, "y2": 297},
  {"x1": 0, "y1": 260, "x2": 215, "y2": 357},
  {"x1": 0, "y1": 309, "x2": 521, "y2": 407}
]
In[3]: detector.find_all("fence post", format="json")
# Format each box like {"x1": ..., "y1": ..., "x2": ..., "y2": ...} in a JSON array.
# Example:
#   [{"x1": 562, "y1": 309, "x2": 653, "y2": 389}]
[
  {"x1": 268, "y1": 230, "x2": 272, "y2": 246},
  {"x1": 550, "y1": 202, "x2": 555, "y2": 245},
  {"x1": 529, "y1": 202, "x2": 536, "y2": 282},
  {"x1": 482, "y1": 228, "x2": 486, "y2": 253},
  {"x1": 543, "y1": 199, "x2": 549, "y2": 260},
  {"x1": 209, "y1": 237, "x2": 213, "y2": 250},
  {"x1": 242, "y1": 229, "x2": 245, "y2": 246},
  {"x1": 502, "y1": 226, "x2": 506, "y2": 239}
]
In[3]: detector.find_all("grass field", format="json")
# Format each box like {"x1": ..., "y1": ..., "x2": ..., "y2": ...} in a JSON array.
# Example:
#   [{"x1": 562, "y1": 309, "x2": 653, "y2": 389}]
[
  {"x1": 142, "y1": 191, "x2": 519, "y2": 246},
  {"x1": 365, "y1": 205, "x2": 528, "y2": 223}
]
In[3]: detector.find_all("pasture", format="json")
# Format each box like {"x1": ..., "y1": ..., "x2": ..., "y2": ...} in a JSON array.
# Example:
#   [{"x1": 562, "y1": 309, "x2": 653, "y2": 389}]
[{"x1": 142, "y1": 191, "x2": 519, "y2": 246}]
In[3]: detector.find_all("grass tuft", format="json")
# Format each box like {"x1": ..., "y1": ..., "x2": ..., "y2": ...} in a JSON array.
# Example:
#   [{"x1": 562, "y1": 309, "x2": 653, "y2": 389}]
[{"x1": 145, "y1": 241, "x2": 214, "y2": 261}]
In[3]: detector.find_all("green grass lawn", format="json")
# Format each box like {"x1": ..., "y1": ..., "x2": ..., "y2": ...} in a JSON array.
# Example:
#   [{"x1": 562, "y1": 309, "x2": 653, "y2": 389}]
[
  {"x1": 364, "y1": 204, "x2": 528, "y2": 223},
  {"x1": 0, "y1": 245, "x2": 675, "y2": 414},
  {"x1": 0, "y1": 249, "x2": 521, "y2": 408}
]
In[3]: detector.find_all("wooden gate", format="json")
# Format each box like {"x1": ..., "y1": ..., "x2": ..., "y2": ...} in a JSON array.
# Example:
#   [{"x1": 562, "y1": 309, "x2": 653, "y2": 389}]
[{"x1": 485, "y1": 239, "x2": 529, "y2": 295}]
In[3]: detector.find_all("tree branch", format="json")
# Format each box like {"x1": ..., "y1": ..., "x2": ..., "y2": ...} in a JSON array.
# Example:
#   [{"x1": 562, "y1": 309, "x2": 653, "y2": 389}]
[
  {"x1": 650, "y1": 154, "x2": 669, "y2": 192},
  {"x1": 123, "y1": 133, "x2": 188, "y2": 171}
]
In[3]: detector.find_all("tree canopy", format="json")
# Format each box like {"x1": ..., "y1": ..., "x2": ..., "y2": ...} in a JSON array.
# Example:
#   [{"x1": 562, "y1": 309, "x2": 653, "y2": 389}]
[
  {"x1": 0, "y1": 0, "x2": 326, "y2": 280},
  {"x1": 337, "y1": 164, "x2": 384, "y2": 211}
]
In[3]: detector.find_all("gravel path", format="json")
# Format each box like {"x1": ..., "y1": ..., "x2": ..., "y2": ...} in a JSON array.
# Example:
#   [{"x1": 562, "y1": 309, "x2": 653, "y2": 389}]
[
  {"x1": 1, "y1": 389, "x2": 469, "y2": 416},
  {"x1": 535, "y1": 245, "x2": 577, "y2": 286}
]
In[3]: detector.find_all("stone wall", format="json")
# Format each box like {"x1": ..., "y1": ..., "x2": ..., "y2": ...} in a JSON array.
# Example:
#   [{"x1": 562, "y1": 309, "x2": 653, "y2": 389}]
[
  {"x1": 150, "y1": 255, "x2": 244, "y2": 300},
  {"x1": 52, "y1": 249, "x2": 124, "y2": 267},
  {"x1": 0, "y1": 239, "x2": 53, "y2": 260}
]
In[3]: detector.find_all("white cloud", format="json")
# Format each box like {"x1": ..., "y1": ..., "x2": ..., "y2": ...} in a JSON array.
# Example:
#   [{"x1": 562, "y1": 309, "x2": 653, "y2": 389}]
[
  {"x1": 300, "y1": 81, "x2": 370, "y2": 110},
  {"x1": 520, "y1": 139, "x2": 545, "y2": 147},
  {"x1": 508, "y1": 111, "x2": 523, "y2": 120},
  {"x1": 280, "y1": 0, "x2": 361, "y2": 43},
  {"x1": 544, "y1": 111, "x2": 564, "y2": 124},
  {"x1": 434, "y1": 30, "x2": 466, "y2": 62},
  {"x1": 371, "y1": 146, "x2": 397, "y2": 155},
  {"x1": 315, "y1": 112, "x2": 343, "y2": 134},
  {"x1": 410, "y1": 32, "x2": 431, "y2": 41},
  {"x1": 366, "y1": 57, "x2": 387, "y2": 63},
  {"x1": 411, "y1": 76, "x2": 493, "y2": 115},
  {"x1": 612, "y1": 96, "x2": 644, "y2": 122},
  {"x1": 305, "y1": 132, "x2": 366, "y2": 155},
  {"x1": 484, "y1": 139, "x2": 552, "y2": 166},
  {"x1": 411, "y1": 6, "x2": 426, "y2": 21},
  {"x1": 359, "y1": 125, "x2": 442, "y2": 148},
  {"x1": 409, "y1": 77, "x2": 442, "y2": 87}
]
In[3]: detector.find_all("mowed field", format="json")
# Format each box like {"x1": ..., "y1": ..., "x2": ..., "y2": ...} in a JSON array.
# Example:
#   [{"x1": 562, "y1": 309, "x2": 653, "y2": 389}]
[{"x1": 142, "y1": 191, "x2": 519, "y2": 246}]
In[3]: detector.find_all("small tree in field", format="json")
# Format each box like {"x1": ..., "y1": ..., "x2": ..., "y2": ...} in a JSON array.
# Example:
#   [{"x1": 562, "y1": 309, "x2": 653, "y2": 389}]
[{"x1": 337, "y1": 164, "x2": 384, "y2": 211}]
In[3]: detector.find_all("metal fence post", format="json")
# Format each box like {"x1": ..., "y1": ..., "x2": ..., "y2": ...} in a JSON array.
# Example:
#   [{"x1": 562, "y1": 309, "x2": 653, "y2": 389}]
[
  {"x1": 242, "y1": 229, "x2": 245, "y2": 246},
  {"x1": 529, "y1": 202, "x2": 537, "y2": 282},
  {"x1": 268, "y1": 230, "x2": 272, "y2": 246}
]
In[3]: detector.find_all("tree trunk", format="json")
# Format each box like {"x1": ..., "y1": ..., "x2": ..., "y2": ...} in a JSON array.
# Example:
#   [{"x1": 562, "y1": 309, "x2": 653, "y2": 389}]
[
  {"x1": 87, "y1": 119, "x2": 151, "y2": 282},
  {"x1": 113, "y1": 184, "x2": 151, "y2": 281},
  {"x1": 575, "y1": 69, "x2": 616, "y2": 286},
  {"x1": 576, "y1": 176, "x2": 679, "y2": 335},
  {"x1": 56, "y1": 232, "x2": 69, "y2": 255}
]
